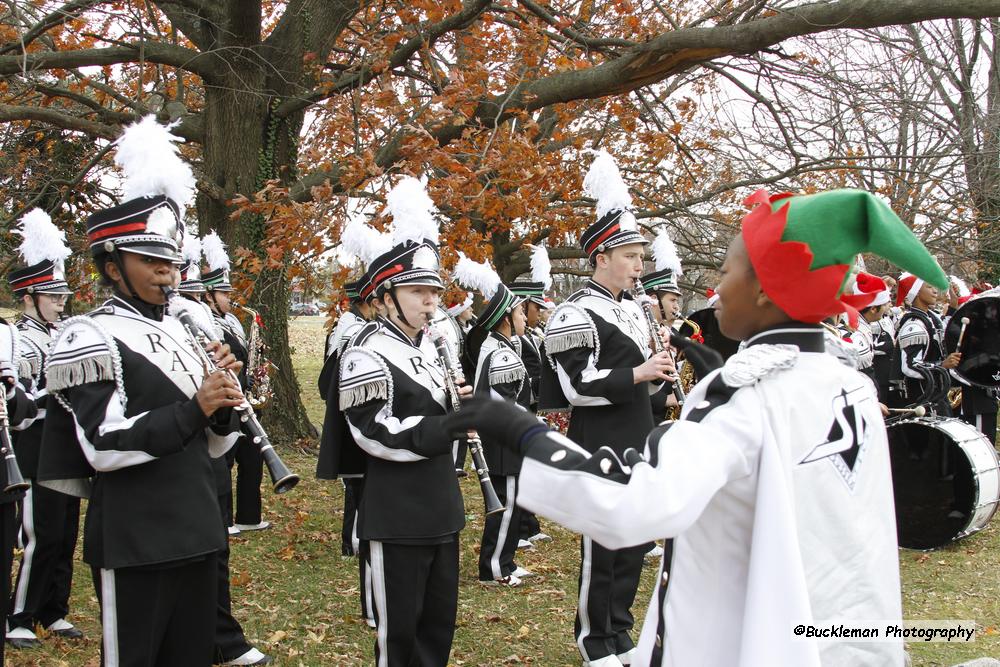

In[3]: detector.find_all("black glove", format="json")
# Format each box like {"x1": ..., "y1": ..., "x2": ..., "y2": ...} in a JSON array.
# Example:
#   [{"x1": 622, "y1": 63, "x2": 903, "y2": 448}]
[
  {"x1": 671, "y1": 335, "x2": 724, "y2": 382},
  {"x1": 441, "y1": 397, "x2": 548, "y2": 455}
]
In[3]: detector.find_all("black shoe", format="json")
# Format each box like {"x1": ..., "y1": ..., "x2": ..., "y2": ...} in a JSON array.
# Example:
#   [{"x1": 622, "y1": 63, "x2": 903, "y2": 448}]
[
  {"x1": 47, "y1": 619, "x2": 84, "y2": 639},
  {"x1": 6, "y1": 634, "x2": 41, "y2": 649}
]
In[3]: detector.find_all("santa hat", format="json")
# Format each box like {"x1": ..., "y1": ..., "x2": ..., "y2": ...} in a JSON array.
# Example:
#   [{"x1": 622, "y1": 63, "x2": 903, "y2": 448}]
[
  {"x1": 849, "y1": 272, "x2": 889, "y2": 308},
  {"x1": 365, "y1": 176, "x2": 443, "y2": 298},
  {"x1": 896, "y1": 273, "x2": 923, "y2": 307},
  {"x1": 579, "y1": 151, "x2": 647, "y2": 260},
  {"x1": 453, "y1": 253, "x2": 523, "y2": 331},
  {"x1": 201, "y1": 231, "x2": 233, "y2": 292},
  {"x1": 8, "y1": 208, "x2": 73, "y2": 297},
  {"x1": 446, "y1": 293, "x2": 474, "y2": 317},
  {"x1": 641, "y1": 227, "x2": 682, "y2": 296},
  {"x1": 85, "y1": 116, "x2": 192, "y2": 262},
  {"x1": 706, "y1": 288, "x2": 719, "y2": 308},
  {"x1": 741, "y1": 188, "x2": 947, "y2": 326}
]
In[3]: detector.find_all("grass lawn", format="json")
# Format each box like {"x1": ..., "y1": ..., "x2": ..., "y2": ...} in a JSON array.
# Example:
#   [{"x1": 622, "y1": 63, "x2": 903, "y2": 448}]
[{"x1": 6, "y1": 315, "x2": 999, "y2": 666}]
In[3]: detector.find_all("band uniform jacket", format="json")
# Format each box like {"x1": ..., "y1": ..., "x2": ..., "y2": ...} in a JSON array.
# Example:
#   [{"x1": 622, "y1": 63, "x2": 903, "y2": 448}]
[
  {"x1": 519, "y1": 331, "x2": 543, "y2": 411},
  {"x1": 894, "y1": 307, "x2": 945, "y2": 400},
  {"x1": 473, "y1": 332, "x2": 530, "y2": 475},
  {"x1": 1, "y1": 319, "x2": 37, "y2": 505},
  {"x1": 515, "y1": 325, "x2": 903, "y2": 667},
  {"x1": 338, "y1": 317, "x2": 464, "y2": 542},
  {"x1": 316, "y1": 309, "x2": 368, "y2": 481},
  {"x1": 39, "y1": 295, "x2": 240, "y2": 569},
  {"x1": 539, "y1": 280, "x2": 662, "y2": 454},
  {"x1": 12, "y1": 316, "x2": 53, "y2": 479}
]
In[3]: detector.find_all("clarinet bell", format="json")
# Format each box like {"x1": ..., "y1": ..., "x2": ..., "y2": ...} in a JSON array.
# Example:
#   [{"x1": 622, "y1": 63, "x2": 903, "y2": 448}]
[{"x1": 2, "y1": 448, "x2": 29, "y2": 493}]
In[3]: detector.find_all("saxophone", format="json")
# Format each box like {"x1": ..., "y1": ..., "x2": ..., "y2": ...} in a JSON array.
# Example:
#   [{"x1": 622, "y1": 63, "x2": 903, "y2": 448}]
[
  {"x1": 235, "y1": 304, "x2": 274, "y2": 410},
  {"x1": 666, "y1": 318, "x2": 701, "y2": 421}
]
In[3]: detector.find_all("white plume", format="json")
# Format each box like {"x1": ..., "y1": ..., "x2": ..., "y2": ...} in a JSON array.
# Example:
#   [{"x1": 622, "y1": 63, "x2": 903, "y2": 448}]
[
  {"x1": 583, "y1": 150, "x2": 633, "y2": 221},
  {"x1": 181, "y1": 234, "x2": 202, "y2": 264},
  {"x1": 15, "y1": 208, "x2": 71, "y2": 266},
  {"x1": 202, "y1": 231, "x2": 230, "y2": 271},
  {"x1": 167, "y1": 294, "x2": 222, "y2": 340},
  {"x1": 341, "y1": 219, "x2": 393, "y2": 265},
  {"x1": 115, "y1": 115, "x2": 195, "y2": 208},
  {"x1": 528, "y1": 244, "x2": 552, "y2": 290},
  {"x1": 453, "y1": 252, "x2": 501, "y2": 300},
  {"x1": 651, "y1": 227, "x2": 682, "y2": 275},
  {"x1": 385, "y1": 175, "x2": 440, "y2": 246},
  {"x1": 950, "y1": 274, "x2": 970, "y2": 297}
]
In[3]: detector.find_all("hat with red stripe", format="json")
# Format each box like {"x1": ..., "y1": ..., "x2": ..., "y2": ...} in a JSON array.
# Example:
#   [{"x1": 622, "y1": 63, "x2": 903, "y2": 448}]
[
  {"x1": 8, "y1": 208, "x2": 73, "y2": 296},
  {"x1": 365, "y1": 175, "x2": 443, "y2": 298},
  {"x1": 86, "y1": 116, "x2": 193, "y2": 262},
  {"x1": 579, "y1": 151, "x2": 647, "y2": 261},
  {"x1": 741, "y1": 188, "x2": 947, "y2": 326}
]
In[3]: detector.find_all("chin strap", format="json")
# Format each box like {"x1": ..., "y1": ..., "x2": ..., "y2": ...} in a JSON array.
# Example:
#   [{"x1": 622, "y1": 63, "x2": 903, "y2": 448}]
[
  {"x1": 28, "y1": 293, "x2": 49, "y2": 325},
  {"x1": 387, "y1": 286, "x2": 414, "y2": 329},
  {"x1": 107, "y1": 248, "x2": 144, "y2": 301}
]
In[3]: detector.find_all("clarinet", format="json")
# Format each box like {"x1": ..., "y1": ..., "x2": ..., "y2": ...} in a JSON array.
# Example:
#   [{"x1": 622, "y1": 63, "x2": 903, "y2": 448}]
[
  {"x1": 632, "y1": 278, "x2": 685, "y2": 406},
  {"x1": 162, "y1": 288, "x2": 299, "y2": 494},
  {"x1": 0, "y1": 381, "x2": 30, "y2": 494},
  {"x1": 423, "y1": 323, "x2": 504, "y2": 516}
]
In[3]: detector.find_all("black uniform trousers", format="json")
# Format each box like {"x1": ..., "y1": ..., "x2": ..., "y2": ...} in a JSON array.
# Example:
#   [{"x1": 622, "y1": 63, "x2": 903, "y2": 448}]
[
  {"x1": 233, "y1": 436, "x2": 264, "y2": 526},
  {"x1": 10, "y1": 481, "x2": 80, "y2": 630},
  {"x1": 1, "y1": 501, "x2": 18, "y2": 665},
  {"x1": 365, "y1": 538, "x2": 459, "y2": 667},
  {"x1": 575, "y1": 537, "x2": 648, "y2": 662},
  {"x1": 478, "y1": 474, "x2": 520, "y2": 581},
  {"x1": 215, "y1": 489, "x2": 254, "y2": 664},
  {"x1": 341, "y1": 477, "x2": 373, "y2": 623},
  {"x1": 517, "y1": 511, "x2": 541, "y2": 541},
  {"x1": 960, "y1": 387, "x2": 998, "y2": 445},
  {"x1": 93, "y1": 554, "x2": 218, "y2": 667}
]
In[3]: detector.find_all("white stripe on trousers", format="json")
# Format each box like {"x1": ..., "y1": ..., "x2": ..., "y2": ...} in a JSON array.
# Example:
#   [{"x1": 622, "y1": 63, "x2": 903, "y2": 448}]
[
  {"x1": 370, "y1": 541, "x2": 389, "y2": 667},
  {"x1": 577, "y1": 536, "x2": 594, "y2": 661},
  {"x1": 490, "y1": 476, "x2": 517, "y2": 580},
  {"x1": 100, "y1": 568, "x2": 120, "y2": 667},
  {"x1": 353, "y1": 511, "x2": 375, "y2": 623},
  {"x1": 12, "y1": 482, "x2": 36, "y2": 613}
]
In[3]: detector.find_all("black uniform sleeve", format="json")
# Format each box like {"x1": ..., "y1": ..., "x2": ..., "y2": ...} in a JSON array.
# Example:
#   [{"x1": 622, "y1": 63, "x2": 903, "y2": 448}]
[
  {"x1": 551, "y1": 345, "x2": 634, "y2": 406},
  {"x1": 344, "y1": 397, "x2": 453, "y2": 462},
  {"x1": 64, "y1": 380, "x2": 211, "y2": 471}
]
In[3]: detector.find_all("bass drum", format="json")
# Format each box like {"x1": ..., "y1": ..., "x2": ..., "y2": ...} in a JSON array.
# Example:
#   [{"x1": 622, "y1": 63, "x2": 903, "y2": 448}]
[
  {"x1": 679, "y1": 308, "x2": 740, "y2": 361},
  {"x1": 943, "y1": 294, "x2": 1000, "y2": 390},
  {"x1": 888, "y1": 417, "x2": 1000, "y2": 550}
]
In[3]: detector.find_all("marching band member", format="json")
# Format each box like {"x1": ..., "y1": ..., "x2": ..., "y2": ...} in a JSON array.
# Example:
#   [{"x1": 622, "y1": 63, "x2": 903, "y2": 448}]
[
  {"x1": 509, "y1": 245, "x2": 553, "y2": 547},
  {"x1": 318, "y1": 218, "x2": 391, "y2": 629},
  {"x1": 337, "y1": 176, "x2": 468, "y2": 666},
  {"x1": 203, "y1": 232, "x2": 269, "y2": 536},
  {"x1": 641, "y1": 227, "x2": 685, "y2": 426},
  {"x1": 445, "y1": 293, "x2": 475, "y2": 336},
  {"x1": 539, "y1": 151, "x2": 673, "y2": 667},
  {"x1": 38, "y1": 116, "x2": 243, "y2": 667},
  {"x1": 6, "y1": 209, "x2": 83, "y2": 647},
  {"x1": 892, "y1": 271, "x2": 961, "y2": 410},
  {"x1": 448, "y1": 188, "x2": 946, "y2": 667},
  {"x1": 845, "y1": 273, "x2": 892, "y2": 402},
  {"x1": 454, "y1": 254, "x2": 532, "y2": 586},
  {"x1": 177, "y1": 235, "x2": 270, "y2": 666}
]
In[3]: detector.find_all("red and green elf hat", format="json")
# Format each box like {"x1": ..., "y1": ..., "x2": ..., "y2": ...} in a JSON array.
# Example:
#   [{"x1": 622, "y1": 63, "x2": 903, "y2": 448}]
[{"x1": 741, "y1": 188, "x2": 948, "y2": 326}]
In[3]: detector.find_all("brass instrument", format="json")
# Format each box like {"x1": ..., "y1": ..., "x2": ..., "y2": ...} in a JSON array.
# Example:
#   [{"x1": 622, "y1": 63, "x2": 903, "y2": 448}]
[
  {"x1": 234, "y1": 303, "x2": 275, "y2": 410},
  {"x1": 632, "y1": 278, "x2": 684, "y2": 406},
  {"x1": 423, "y1": 322, "x2": 504, "y2": 516},
  {"x1": 164, "y1": 288, "x2": 299, "y2": 494},
  {"x1": 666, "y1": 317, "x2": 702, "y2": 421}
]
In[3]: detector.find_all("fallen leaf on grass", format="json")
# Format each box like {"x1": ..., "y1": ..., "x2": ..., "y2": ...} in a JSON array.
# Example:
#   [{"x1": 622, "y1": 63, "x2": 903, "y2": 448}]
[{"x1": 268, "y1": 630, "x2": 288, "y2": 643}]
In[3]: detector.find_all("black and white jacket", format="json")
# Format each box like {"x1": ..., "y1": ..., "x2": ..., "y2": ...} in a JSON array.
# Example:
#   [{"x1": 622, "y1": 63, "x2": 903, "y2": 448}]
[
  {"x1": 894, "y1": 307, "x2": 945, "y2": 399},
  {"x1": 338, "y1": 317, "x2": 464, "y2": 542},
  {"x1": 473, "y1": 332, "x2": 530, "y2": 475},
  {"x1": 12, "y1": 315, "x2": 56, "y2": 479},
  {"x1": 41, "y1": 294, "x2": 240, "y2": 569},
  {"x1": 540, "y1": 280, "x2": 661, "y2": 454}
]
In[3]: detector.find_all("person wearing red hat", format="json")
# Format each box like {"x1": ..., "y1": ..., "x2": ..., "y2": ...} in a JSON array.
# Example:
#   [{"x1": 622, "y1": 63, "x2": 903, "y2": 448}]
[
  {"x1": 842, "y1": 272, "x2": 894, "y2": 408},
  {"x1": 443, "y1": 187, "x2": 948, "y2": 667},
  {"x1": 892, "y1": 273, "x2": 961, "y2": 411}
]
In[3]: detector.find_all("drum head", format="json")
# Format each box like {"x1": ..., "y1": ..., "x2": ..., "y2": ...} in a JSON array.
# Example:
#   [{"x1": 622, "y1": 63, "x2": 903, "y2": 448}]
[
  {"x1": 944, "y1": 296, "x2": 1000, "y2": 389},
  {"x1": 888, "y1": 419, "x2": 977, "y2": 550},
  {"x1": 682, "y1": 308, "x2": 740, "y2": 361}
]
